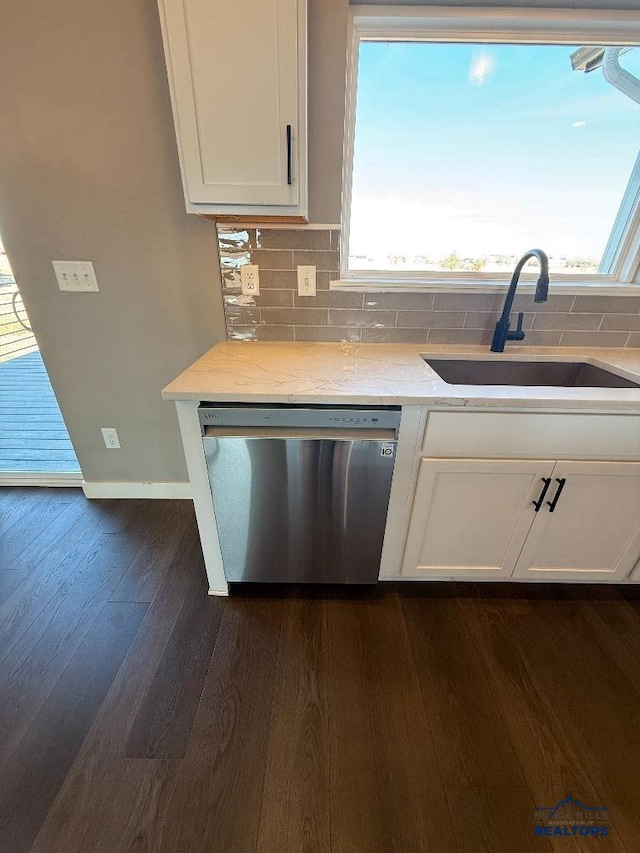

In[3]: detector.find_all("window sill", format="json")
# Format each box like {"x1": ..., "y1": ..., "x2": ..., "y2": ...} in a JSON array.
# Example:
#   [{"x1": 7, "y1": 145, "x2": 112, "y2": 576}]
[{"x1": 329, "y1": 279, "x2": 640, "y2": 296}]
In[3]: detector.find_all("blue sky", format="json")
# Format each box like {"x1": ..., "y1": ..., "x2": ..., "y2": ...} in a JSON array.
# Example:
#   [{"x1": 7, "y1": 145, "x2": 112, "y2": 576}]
[{"x1": 350, "y1": 42, "x2": 640, "y2": 265}]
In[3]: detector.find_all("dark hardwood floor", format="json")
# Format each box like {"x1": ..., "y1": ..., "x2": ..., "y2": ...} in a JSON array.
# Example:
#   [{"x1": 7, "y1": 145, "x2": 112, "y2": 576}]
[{"x1": 1, "y1": 486, "x2": 640, "y2": 852}]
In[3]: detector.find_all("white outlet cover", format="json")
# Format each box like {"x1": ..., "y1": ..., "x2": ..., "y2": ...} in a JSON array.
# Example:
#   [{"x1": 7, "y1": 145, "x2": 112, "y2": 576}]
[
  {"x1": 52, "y1": 260, "x2": 99, "y2": 292},
  {"x1": 101, "y1": 427, "x2": 121, "y2": 449},
  {"x1": 240, "y1": 264, "x2": 260, "y2": 296}
]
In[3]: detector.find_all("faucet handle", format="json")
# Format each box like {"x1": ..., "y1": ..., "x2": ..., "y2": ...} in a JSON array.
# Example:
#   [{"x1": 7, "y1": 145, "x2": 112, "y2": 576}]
[{"x1": 505, "y1": 312, "x2": 526, "y2": 342}]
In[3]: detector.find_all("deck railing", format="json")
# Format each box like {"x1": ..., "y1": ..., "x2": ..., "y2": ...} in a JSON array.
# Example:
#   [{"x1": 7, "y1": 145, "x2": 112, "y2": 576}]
[{"x1": 0, "y1": 279, "x2": 37, "y2": 363}]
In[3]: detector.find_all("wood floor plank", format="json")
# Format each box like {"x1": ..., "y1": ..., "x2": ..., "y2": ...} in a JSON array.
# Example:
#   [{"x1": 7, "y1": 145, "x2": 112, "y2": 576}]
[
  {"x1": 324, "y1": 592, "x2": 405, "y2": 853},
  {"x1": 401, "y1": 588, "x2": 527, "y2": 787},
  {"x1": 0, "y1": 492, "x2": 72, "y2": 568},
  {"x1": 0, "y1": 487, "x2": 46, "y2": 532},
  {"x1": 0, "y1": 569, "x2": 27, "y2": 601},
  {"x1": 0, "y1": 530, "x2": 147, "y2": 665},
  {"x1": 570, "y1": 595, "x2": 640, "y2": 689},
  {"x1": 156, "y1": 599, "x2": 283, "y2": 853},
  {"x1": 460, "y1": 595, "x2": 628, "y2": 852},
  {"x1": 31, "y1": 758, "x2": 181, "y2": 853},
  {"x1": 125, "y1": 551, "x2": 224, "y2": 759},
  {"x1": 110, "y1": 503, "x2": 193, "y2": 603},
  {"x1": 511, "y1": 597, "x2": 640, "y2": 849},
  {"x1": 257, "y1": 592, "x2": 330, "y2": 853},
  {"x1": 4, "y1": 493, "x2": 89, "y2": 574},
  {"x1": 333, "y1": 590, "x2": 457, "y2": 853},
  {"x1": 445, "y1": 785, "x2": 553, "y2": 853},
  {"x1": 29, "y1": 541, "x2": 193, "y2": 853},
  {"x1": 0, "y1": 569, "x2": 126, "y2": 763},
  {"x1": 0, "y1": 601, "x2": 147, "y2": 853},
  {"x1": 30, "y1": 521, "x2": 206, "y2": 853}
]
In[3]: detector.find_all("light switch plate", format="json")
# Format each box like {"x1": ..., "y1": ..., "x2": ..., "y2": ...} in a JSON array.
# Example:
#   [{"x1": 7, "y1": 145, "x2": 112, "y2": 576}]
[
  {"x1": 297, "y1": 265, "x2": 316, "y2": 296},
  {"x1": 52, "y1": 260, "x2": 99, "y2": 292},
  {"x1": 240, "y1": 264, "x2": 260, "y2": 296}
]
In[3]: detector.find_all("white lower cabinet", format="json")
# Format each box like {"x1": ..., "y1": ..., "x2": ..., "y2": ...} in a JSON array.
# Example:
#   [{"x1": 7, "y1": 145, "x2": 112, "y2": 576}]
[
  {"x1": 512, "y1": 461, "x2": 640, "y2": 581},
  {"x1": 401, "y1": 459, "x2": 556, "y2": 579},
  {"x1": 402, "y1": 458, "x2": 640, "y2": 582}
]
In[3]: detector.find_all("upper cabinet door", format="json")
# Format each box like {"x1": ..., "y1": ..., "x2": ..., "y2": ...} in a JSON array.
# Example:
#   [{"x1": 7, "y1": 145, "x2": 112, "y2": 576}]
[
  {"x1": 513, "y1": 461, "x2": 640, "y2": 582},
  {"x1": 158, "y1": 0, "x2": 307, "y2": 216}
]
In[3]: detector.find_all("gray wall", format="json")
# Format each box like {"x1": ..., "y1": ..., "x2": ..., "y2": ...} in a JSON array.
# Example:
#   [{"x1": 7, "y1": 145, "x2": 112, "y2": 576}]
[
  {"x1": 0, "y1": 0, "x2": 346, "y2": 484},
  {"x1": 0, "y1": 0, "x2": 226, "y2": 483}
]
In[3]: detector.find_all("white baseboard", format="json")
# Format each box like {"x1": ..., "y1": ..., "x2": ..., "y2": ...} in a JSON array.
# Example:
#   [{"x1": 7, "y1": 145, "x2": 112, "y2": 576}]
[
  {"x1": 82, "y1": 481, "x2": 192, "y2": 499},
  {"x1": 0, "y1": 472, "x2": 83, "y2": 488}
]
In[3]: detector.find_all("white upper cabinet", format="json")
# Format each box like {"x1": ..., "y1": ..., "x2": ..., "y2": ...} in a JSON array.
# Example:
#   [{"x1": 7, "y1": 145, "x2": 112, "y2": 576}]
[{"x1": 157, "y1": 0, "x2": 307, "y2": 217}]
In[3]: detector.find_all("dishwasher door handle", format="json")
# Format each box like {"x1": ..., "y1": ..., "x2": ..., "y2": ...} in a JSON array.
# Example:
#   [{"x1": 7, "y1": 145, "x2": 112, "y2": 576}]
[{"x1": 203, "y1": 426, "x2": 397, "y2": 441}]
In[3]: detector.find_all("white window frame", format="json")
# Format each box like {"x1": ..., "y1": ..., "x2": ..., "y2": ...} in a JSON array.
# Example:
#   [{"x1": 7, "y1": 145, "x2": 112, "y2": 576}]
[{"x1": 337, "y1": 6, "x2": 640, "y2": 294}]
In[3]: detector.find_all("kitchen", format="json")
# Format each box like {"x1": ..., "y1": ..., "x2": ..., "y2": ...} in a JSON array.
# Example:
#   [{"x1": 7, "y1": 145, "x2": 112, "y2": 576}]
[{"x1": 1, "y1": 1, "x2": 640, "y2": 850}]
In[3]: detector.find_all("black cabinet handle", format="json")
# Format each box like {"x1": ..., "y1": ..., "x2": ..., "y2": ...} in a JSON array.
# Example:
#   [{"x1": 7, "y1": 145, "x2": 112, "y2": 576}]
[
  {"x1": 546, "y1": 478, "x2": 566, "y2": 513},
  {"x1": 286, "y1": 124, "x2": 292, "y2": 185},
  {"x1": 532, "y1": 477, "x2": 552, "y2": 512}
]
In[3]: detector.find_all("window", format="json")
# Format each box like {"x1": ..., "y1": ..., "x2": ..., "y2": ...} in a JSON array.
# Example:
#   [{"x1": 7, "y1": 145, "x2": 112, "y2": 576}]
[{"x1": 341, "y1": 9, "x2": 640, "y2": 288}]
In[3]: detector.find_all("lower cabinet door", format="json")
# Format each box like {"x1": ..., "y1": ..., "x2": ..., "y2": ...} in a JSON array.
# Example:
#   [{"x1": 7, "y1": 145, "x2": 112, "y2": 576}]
[
  {"x1": 401, "y1": 458, "x2": 555, "y2": 579},
  {"x1": 513, "y1": 461, "x2": 640, "y2": 581}
]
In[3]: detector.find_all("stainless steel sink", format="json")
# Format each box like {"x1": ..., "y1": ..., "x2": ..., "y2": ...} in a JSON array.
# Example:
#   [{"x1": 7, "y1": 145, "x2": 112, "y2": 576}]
[{"x1": 424, "y1": 358, "x2": 640, "y2": 389}]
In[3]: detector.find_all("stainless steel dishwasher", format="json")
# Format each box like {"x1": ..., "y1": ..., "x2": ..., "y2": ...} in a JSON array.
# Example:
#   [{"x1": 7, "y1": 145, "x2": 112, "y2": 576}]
[{"x1": 199, "y1": 404, "x2": 401, "y2": 584}]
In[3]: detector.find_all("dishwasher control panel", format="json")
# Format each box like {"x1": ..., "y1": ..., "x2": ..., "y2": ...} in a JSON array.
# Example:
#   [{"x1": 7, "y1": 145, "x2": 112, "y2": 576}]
[{"x1": 198, "y1": 404, "x2": 402, "y2": 431}]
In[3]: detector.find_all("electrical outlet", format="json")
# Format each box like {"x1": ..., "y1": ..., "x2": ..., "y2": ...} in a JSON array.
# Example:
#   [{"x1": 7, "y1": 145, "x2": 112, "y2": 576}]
[
  {"x1": 297, "y1": 265, "x2": 316, "y2": 296},
  {"x1": 240, "y1": 264, "x2": 260, "y2": 296},
  {"x1": 52, "y1": 260, "x2": 99, "y2": 292},
  {"x1": 101, "y1": 428, "x2": 121, "y2": 449}
]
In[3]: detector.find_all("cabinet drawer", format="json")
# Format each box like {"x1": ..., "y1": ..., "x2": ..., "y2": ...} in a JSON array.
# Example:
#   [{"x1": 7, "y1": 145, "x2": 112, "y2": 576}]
[{"x1": 423, "y1": 411, "x2": 640, "y2": 460}]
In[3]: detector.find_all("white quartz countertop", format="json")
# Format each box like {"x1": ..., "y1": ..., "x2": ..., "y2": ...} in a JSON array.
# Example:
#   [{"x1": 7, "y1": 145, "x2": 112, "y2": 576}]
[{"x1": 162, "y1": 342, "x2": 640, "y2": 411}]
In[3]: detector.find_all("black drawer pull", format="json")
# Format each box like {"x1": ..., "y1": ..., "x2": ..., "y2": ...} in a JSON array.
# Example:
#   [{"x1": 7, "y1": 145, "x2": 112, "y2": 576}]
[
  {"x1": 286, "y1": 124, "x2": 293, "y2": 185},
  {"x1": 546, "y1": 478, "x2": 566, "y2": 513},
  {"x1": 532, "y1": 477, "x2": 552, "y2": 512}
]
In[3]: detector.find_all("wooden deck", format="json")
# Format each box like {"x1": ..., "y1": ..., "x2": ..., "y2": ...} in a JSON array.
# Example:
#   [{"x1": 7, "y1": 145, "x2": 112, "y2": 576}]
[
  {"x1": 0, "y1": 351, "x2": 80, "y2": 474},
  {"x1": 0, "y1": 279, "x2": 37, "y2": 363}
]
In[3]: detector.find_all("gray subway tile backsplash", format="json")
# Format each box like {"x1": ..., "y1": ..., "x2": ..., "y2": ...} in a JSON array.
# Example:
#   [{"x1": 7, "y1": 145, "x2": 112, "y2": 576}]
[
  {"x1": 428, "y1": 328, "x2": 493, "y2": 346},
  {"x1": 292, "y1": 249, "x2": 340, "y2": 271},
  {"x1": 364, "y1": 292, "x2": 434, "y2": 310},
  {"x1": 362, "y1": 327, "x2": 428, "y2": 344},
  {"x1": 559, "y1": 331, "x2": 631, "y2": 348},
  {"x1": 260, "y1": 307, "x2": 329, "y2": 326},
  {"x1": 294, "y1": 291, "x2": 363, "y2": 309},
  {"x1": 328, "y1": 308, "x2": 397, "y2": 328},
  {"x1": 258, "y1": 229, "x2": 331, "y2": 250},
  {"x1": 227, "y1": 324, "x2": 295, "y2": 342},
  {"x1": 600, "y1": 313, "x2": 640, "y2": 332},
  {"x1": 217, "y1": 226, "x2": 640, "y2": 348},
  {"x1": 572, "y1": 295, "x2": 640, "y2": 314},
  {"x1": 532, "y1": 313, "x2": 602, "y2": 331},
  {"x1": 248, "y1": 249, "x2": 293, "y2": 270},
  {"x1": 397, "y1": 310, "x2": 465, "y2": 329},
  {"x1": 294, "y1": 325, "x2": 361, "y2": 343}
]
